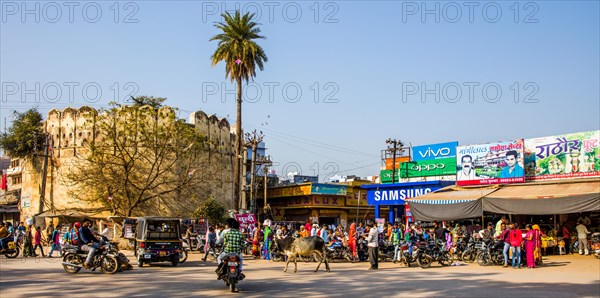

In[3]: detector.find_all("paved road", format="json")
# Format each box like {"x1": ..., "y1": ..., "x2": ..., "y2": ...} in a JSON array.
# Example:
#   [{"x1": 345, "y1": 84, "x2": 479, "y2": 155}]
[{"x1": 1, "y1": 252, "x2": 599, "y2": 297}]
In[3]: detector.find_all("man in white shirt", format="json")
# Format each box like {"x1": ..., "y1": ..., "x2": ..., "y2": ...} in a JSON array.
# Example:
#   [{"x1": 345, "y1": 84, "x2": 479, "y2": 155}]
[
  {"x1": 100, "y1": 224, "x2": 111, "y2": 240},
  {"x1": 366, "y1": 221, "x2": 379, "y2": 270},
  {"x1": 457, "y1": 155, "x2": 477, "y2": 181},
  {"x1": 576, "y1": 220, "x2": 590, "y2": 255}
]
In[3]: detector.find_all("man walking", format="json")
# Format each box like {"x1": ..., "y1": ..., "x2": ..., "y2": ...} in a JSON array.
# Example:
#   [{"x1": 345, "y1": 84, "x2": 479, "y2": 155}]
[{"x1": 366, "y1": 220, "x2": 379, "y2": 270}]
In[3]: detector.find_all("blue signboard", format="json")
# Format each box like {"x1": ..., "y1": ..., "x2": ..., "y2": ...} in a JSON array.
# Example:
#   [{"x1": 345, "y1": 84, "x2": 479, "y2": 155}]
[
  {"x1": 311, "y1": 183, "x2": 347, "y2": 195},
  {"x1": 412, "y1": 141, "x2": 458, "y2": 161},
  {"x1": 366, "y1": 186, "x2": 441, "y2": 206}
]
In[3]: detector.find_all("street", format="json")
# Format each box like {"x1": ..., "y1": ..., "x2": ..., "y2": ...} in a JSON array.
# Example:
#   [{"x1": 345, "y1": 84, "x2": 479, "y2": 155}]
[{"x1": 1, "y1": 252, "x2": 599, "y2": 297}]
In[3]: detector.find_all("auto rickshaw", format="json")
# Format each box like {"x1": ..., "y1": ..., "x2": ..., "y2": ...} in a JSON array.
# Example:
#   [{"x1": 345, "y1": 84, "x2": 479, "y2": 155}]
[{"x1": 134, "y1": 217, "x2": 182, "y2": 267}]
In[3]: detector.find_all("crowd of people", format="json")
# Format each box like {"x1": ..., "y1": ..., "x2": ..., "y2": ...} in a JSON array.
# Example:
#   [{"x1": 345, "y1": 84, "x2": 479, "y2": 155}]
[
  {"x1": 0, "y1": 220, "x2": 112, "y2": 261},
  {"x1": 186, "y1": 213, "x2": 598, "y2": 271}
]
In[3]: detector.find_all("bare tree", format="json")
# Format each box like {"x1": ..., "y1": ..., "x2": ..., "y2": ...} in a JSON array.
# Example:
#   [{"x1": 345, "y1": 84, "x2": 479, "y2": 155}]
[{"x1": 64, "y1": 105, "x2": 213, "y2": 217}]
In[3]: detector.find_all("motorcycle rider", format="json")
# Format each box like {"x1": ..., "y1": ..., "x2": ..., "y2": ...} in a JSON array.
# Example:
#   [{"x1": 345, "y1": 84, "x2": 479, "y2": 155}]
[
  {"x1": 216, "y1": 218, "x2": 245, "y2": 279},
  {"x1": 79, "y1": 218, "x2": 101, "y2": 268},
  {"x1": 0, "y1": 222, "x2": 9, "y2": 252}
]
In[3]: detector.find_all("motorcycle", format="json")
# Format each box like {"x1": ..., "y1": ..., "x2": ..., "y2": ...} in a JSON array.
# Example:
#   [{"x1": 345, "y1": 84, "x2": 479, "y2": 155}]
[
  {"x1": 61, "y1": 240, "x2": 120, "y2": 274},
  {"x1": 216, "y1": 253, "x2": 244, "y2": 292},
  {"x1": 461, "y1": 238, "x2": 480, "y2": 263},
  {"x1": 590, "y1": 232, "x2": 600, "y2": 258},
  {"x1": 0, "y1": 239, "x2": 20, "y2": 258},
  {"x1": 180, "y1": 241, "x2": 190, "y2": 263},
  {"x1": 415, "y1": 239, "x2": 452, "y2": 269},
  {"x1": 476, "y1": 239, "x2": 504, "y2": 266},
  {"x1": 378, "y1": 240, "x2": 396, "y2": 262},
  {"x1": 326, "y1": 242, "x2": 352, "y2": 262},
  {"x1": 395, "y1": 241, "x2": 417, "y2": 267}
]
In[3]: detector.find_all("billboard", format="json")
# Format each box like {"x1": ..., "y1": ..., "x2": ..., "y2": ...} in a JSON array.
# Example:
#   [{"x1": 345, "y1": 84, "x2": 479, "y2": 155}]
[
  {"x1": 398, "y1": 158, "x2": 456, "y2": 177},
  {"x1": 524, "y1": 130, "x2": 600, "y2": 181},
  {"x1": 456, "y1": 140, "x2": 525, "y2": 186},
  {"x1": 413, "y1": 141, "x2": 458, "y2": 161},
  {"x1": 385, "y1": 156, "x2": 411, "y2": 170},
  {"x1": 380, "y1": 169, "x2": 401, "y2": 183},
  {"x1": 367, "y1": 185, "x2": 441, "y2": 206}
]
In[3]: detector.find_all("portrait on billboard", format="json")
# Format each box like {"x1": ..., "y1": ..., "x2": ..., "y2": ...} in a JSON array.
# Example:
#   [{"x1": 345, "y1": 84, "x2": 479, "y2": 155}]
[{"x1": 456, "y1": 140, "x2": 524, "y2": 186}]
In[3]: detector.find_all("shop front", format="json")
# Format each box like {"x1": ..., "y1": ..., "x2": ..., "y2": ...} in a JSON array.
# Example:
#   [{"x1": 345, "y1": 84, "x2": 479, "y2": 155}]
[
  {"x1": 266, "y1": 182, "x2": 372, "y2": 227},
  {"x1": 361, "y1": 181, "x2": 455, "y2": 224}
]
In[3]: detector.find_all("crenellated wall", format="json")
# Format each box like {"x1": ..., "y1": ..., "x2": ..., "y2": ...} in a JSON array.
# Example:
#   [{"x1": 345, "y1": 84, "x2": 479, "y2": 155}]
[{"x1": 19, "y1": 106, "x2": 235, "y2": 221}]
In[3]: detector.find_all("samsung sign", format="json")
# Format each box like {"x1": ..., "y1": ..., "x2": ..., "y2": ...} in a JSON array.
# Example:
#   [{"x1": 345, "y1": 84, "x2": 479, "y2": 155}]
[
  {"x1": 413, "y1": 141, "x2": 458, "y2": 161},
  {"x1": 367, "y1": 186, "x2": 441, "y2": 206}
]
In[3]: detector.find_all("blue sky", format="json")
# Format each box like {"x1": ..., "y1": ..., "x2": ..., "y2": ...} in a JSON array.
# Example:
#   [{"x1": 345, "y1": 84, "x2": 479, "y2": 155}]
[{"x1": 1, "y1": 1, "x2": 599, "y2": 180}]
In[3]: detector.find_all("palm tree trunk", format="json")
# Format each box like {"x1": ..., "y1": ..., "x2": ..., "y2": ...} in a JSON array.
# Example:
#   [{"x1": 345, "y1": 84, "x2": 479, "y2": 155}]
[{"x1": 233, "y1": 77, "x2": 243, "y2": 210}]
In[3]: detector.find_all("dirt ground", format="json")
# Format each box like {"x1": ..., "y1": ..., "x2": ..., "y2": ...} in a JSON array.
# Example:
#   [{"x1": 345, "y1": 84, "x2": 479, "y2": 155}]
[{"x1": 1, "y1": 251, "x2": 599, "y2": 297}]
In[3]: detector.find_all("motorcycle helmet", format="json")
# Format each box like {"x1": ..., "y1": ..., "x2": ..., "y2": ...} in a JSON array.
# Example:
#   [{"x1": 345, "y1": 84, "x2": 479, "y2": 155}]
[{"x1": 74, "y1": 222, "x2": 81, "y2": 229}]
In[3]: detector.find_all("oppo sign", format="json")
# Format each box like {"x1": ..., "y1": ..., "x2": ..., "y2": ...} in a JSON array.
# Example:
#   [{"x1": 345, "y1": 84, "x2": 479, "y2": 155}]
[{"x1": 410, "y1": 163, "x2": 446, "y2": 172}]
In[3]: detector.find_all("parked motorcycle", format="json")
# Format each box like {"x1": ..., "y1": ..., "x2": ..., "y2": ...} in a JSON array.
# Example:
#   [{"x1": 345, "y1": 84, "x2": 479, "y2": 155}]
[
  {"x1": 326, "y1": 242, "x2": 352, "y2": 262},
  {"x1": 216, "y1": 253, "x2": 245, "y2": 292},
  {"x1": 590, "y1": 232, "x2": 600, "y2": 259},
  {"x1": 476, "y1": 239, "x2": 504, "y2": 266},
  {"x1": 415, "y1": 239, "x2": 452, "y2": 269},
  {"x1": 0, "y1": 238, "x2": 20, "y2": 258},
  {"x1": 461, "y1": 238, "x2": 480, "y2": 263},
  {"x1": 395, "y1": 241, "x2": 417, "y2": 267},
  {"x1": 378, "y1": 240, "x2": 396, "y2": 262},
  {"x1": 61, "y1": 241, "x2": 120, "y2": 274}
]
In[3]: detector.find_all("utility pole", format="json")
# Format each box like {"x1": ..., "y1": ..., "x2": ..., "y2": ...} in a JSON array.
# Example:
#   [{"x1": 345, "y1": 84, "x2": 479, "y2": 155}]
[
  {"x1": 259, "y1": 155, "x2": 272, "y2": 218},
  {"x1": 243, "y1": 130, "x2": 264, "y2": 212},
  {"x1": 386, "y1": 138, "x2": 404, "y2": 183},
  {"x1": 39, "y1": 133, "x2": 50, "y2": 215}
]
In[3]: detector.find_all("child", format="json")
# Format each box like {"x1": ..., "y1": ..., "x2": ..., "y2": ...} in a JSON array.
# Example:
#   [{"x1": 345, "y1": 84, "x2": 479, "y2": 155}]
[
  {"x1": 48, "y1": 225, "x2": 62, "y2": 258},
  {"x1": 33, "y1": 226, "x2": 45, "y2": 257}
]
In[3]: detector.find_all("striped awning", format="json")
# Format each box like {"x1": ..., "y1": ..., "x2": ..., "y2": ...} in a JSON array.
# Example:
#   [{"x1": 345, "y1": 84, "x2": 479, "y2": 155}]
[{"x1": 406, "y1": 185, "x2": 499, "y2": 205}]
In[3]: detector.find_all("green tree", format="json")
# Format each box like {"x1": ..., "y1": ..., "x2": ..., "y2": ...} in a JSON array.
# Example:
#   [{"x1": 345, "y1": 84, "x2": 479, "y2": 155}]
[
  {"x1": 0, "y1": 108, "x2": 45, "y2": 159},
  {"x1": 210, "y1": 11, "x2": 268, "y2": 210},
  {"x1": 193, "y1": 197, "x2": 227, "y2": 225}
]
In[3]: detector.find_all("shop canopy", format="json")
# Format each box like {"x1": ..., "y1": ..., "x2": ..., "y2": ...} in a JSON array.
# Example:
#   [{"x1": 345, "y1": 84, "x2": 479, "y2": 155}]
[
  {"x1": 482, "y1": 178, "x2": 600, "y2": 215},
  {"x1": 407, "y1": 185, "x2": 498, "y2": 221}
]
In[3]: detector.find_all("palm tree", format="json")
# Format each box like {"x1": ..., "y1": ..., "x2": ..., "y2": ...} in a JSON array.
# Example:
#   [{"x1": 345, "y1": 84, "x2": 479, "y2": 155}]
[{"x1": 210, "y1": 11, "x2": 267, "y2": 210}]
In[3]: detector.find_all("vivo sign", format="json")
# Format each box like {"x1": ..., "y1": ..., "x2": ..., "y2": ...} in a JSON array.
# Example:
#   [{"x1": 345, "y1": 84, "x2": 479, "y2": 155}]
[{"x1": 413, "y1": 141, "x2": 458, "y2": 161}]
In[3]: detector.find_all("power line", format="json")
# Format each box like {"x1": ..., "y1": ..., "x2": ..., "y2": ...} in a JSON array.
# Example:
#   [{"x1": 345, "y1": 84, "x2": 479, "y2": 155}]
[{"x1": 246, "y1": 122, "x2": 379, "y2": 158}]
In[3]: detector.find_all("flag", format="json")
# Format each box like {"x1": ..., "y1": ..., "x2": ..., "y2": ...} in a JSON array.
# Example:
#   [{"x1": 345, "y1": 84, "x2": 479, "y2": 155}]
[{"x1": 1, "y1": 173, "x2": 7, "y2": 190}]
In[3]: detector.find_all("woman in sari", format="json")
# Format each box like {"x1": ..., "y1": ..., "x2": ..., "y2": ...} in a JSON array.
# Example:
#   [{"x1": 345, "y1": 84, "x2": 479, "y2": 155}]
[
  {"x1": 524, "y1": 224, "x2": 536, "y2": 268},
  {"x1": 532, "y1": 224, "x2": 544, "y2": 265},
  {"x1": 251, "y1": 223, "x2": 261, "y2": 259},
  {"x1": 348, "y1": 223, "x2": 357, "y2": 261}
]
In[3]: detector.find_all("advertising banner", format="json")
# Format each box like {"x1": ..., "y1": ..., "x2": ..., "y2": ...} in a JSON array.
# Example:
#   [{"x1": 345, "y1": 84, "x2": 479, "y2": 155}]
[
  {"x1": 311, "y1": 183, "x2": 347, "y2": 195},
  {"x1": 413, "y1": 141, "x2": 458, "y2": 161},
  {"x1": 524, "y1": 130, "x2": 600, "y2": 181},
  {"x1": 456, "y1": 140, "x2": 525, "y2": 186},
  {"x1": 398, "y1": 158, "x2": 456, "y2": 178},
  {"x1": 385, "y1": 156, "x2": 411, "y2": 170},
  {"x1": 234, "y1": 214, "x2": 257, "y2": 231},
  {"x1": 367, "y1": 186, "x2": 441, "y2": 206},
  {"x1": 380, "y1": 169, "x2": 401, "y2": 183}
]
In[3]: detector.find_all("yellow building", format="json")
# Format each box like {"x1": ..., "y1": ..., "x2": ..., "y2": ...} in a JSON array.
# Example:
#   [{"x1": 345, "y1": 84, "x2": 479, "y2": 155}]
[{"x1": 264, "y1": 181, "x2": 381, "y2": 227}]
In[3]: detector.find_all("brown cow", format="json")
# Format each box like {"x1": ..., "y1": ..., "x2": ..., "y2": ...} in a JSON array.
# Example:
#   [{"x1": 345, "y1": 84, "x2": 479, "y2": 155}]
[{"x1": 271, "y1": 236, "x2": 330, "y2": 273}]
